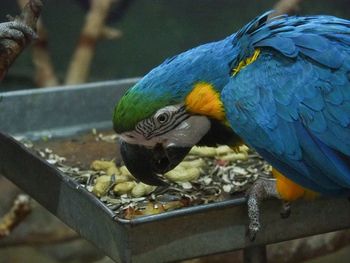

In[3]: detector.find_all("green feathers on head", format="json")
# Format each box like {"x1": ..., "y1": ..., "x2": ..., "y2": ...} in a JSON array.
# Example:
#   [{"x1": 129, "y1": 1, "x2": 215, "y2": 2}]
[
  {"x1": 113, "y1": 34, "x2": 238, "y2": 133},
  {"x1": 113, "y1": 86, "x2": 174, "y2": 133}
]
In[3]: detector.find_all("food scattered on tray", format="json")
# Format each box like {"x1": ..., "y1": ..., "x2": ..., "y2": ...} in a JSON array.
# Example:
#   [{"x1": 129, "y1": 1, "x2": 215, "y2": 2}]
[{"x1": 22, "y1": 132, "x2": 273, "y2": 219}]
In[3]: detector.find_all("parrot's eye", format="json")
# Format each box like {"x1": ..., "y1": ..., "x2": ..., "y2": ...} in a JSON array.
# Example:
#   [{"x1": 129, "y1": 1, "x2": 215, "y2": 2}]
[{"x1": 156, "y1": 113, "x2": 169, "y2": 124}]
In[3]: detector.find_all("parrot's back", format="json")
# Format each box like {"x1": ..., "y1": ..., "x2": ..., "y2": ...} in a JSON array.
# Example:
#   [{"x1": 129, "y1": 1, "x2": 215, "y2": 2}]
[{"x1": 222, "y1": 12, "x2": 350, "y2": 196}]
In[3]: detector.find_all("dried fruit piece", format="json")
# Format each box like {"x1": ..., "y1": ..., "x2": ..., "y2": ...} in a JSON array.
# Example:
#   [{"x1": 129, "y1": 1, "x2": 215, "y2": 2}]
[
  {"x1": 223, "y1": 184, "x2": 233, "y2": 193},
  {"x1": 239, "y1": 145, "x2": 249, "y2": 152},
  {"x1": 131, "y1": 183, "x2": 156, "y2": 198},
  {"x1": 106, "y1": 166, "x2": 121, "y2": 176},
  {"x1": 92, "y1": 175, "x2": 112, "y2": 197},
  {"x1": 124, "y1": 207, "x2": 143, "y2": 220},
  {"x1": 115, "y1": 174, "x2": 131, "y2": 184},
  {"x1": 215, "y1": 145, "x2": 233, "y2": 155},
  {"x1": 142, "y1": 202, "x2": 165, "y2": 215},
  {"x1": 179, "y1": 158, "x2": 206, "y2": 169},
  {"x1": 165, "y1": 167, "x2": 201, "y2": 182},
  {"x1": 91, "y1": 160, "x2": 115, "y2": 171},
  {"x1": 163, "y1": 200, "x2": 186, "y2": 211},
  {"x1": 113, "y1": 181, "x2": 136, "y2": 195},
  {"x1": 119, "y1": 166, "x2": 135, "y2": 179},
  {"x1": 219, "y1": 152, "x2": 248, "y2": 161},
  {"x1": 181, "y1": 182, "x2": 192, "y2": 189},
  {"x1": 189, "y1": 146, "x2": 217, "y2": 157}
]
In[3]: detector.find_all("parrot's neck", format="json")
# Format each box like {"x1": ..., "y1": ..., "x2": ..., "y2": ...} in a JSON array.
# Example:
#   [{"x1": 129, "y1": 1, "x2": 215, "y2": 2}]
[
  {"x1": 185, "y1": 82, "x2": 226, "y2": 121},
  {"x1": 185, "y1": 81, "x2": 243, "y2": 147}
]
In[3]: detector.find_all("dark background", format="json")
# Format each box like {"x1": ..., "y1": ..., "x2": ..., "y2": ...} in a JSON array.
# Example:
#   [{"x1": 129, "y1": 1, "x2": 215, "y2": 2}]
[{"x1": 0, "y1": 0, "x2": 349, "y2": 90}]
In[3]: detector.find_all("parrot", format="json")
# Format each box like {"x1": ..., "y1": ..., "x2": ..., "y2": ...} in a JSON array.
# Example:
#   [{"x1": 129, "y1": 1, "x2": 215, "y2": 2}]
[{"x1": 113, "y1": 11, "x2": 350, "y2": 238}]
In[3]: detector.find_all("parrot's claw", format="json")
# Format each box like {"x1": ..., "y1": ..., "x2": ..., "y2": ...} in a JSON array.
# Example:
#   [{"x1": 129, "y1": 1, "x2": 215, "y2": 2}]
[
  {"x1": 280, "y1": 201, "x2": 291, "y2": 219},
  {"x1": 246, "y1": 177, "x2": 279, "y2": 241}
]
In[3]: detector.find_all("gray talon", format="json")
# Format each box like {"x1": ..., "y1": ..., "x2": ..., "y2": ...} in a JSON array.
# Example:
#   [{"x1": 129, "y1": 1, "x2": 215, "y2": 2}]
[
  {"x1": 247, "y1": 194, "x2": 260, "y2": 241},
  {"x1": 246, "y1": 177, "x2": 280, "y2": 240}
]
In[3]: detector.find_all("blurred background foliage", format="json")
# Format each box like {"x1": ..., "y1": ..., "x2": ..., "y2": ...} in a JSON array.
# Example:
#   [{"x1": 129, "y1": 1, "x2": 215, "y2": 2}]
[{"x1": 0, "y1": 0, "x2": 349, "y2": 90}]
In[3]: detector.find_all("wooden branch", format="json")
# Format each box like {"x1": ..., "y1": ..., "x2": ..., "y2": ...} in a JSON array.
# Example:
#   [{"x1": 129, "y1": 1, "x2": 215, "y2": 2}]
[
  {"x1": 32, "y1": 20, "x2": 59, "y2": 87},
  {"x1": 0, "y1": 0, "x2": 42, "y2": 81},
  {"x1": 271, "y1": 0, "x2": 304, "y2": 18},
  {"x1": 65, "y1": 0, "x2": 118, "y2": 85},
  {"x1": 100, "y1": 26, "x2": 122, "y2": 40},
  {"x1": 0, "y1": 228, "x2": 78, "y2": 247},
  {"x1": 17, "y1": 0, "x2": 59, "y2": 87},
  {"x1": 0, "y1": 195, "x2": 31, "y2": 239}
]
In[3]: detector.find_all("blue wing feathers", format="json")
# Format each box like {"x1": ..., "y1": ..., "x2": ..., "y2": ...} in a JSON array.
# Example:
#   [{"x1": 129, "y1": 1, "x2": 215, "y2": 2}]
[
  {"x1": 293, "y1": 124, "x2": 349, "y2": 189},
  {"x1": 222, "y1": 12, "x2": 350, "y2": 195},
  {"x1": 232, "y1": 12, "x2": 350, "y2": 69}
]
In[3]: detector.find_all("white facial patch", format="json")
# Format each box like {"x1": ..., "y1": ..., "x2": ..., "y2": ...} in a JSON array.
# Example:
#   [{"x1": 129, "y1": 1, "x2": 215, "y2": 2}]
[
  {"x1": 119, "y1": 105, "x2": 211, "y2": 149},
  {"x1": 164, "y1": 116, "x2": 210, "y2": 147}
]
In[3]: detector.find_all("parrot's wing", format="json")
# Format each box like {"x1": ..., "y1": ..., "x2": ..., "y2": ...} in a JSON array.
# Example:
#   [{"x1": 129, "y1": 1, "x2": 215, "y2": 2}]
[
  {"x1": 223, "y1": 52, "x2": 350, "y2": 195},
  {"x1": 231, "y1": 11, "x2": 350, "y2": 70},
  {"x1": 222, "y1": 16, "x2": 350, "y2": 195}
]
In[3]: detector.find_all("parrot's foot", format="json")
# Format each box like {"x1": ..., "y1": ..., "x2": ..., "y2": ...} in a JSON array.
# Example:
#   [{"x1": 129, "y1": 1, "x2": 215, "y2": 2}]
[
  {"x1": 0, "y1": 21, "x2": 37, "y2": 47},
  {"x1": 246, "y1": 177, "x2": 280, "y2": 241}
]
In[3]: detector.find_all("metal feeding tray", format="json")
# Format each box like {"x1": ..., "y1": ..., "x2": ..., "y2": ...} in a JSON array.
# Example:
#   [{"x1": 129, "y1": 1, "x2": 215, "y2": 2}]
[{"x1": 1, "y1": 79, "x2": 350, "y2": 263}]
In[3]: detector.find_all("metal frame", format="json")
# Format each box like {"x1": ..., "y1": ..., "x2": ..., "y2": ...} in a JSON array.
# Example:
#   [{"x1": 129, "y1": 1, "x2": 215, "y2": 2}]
[{"x1": 0, "y1": 79, "x2": 350, "y2": 263}]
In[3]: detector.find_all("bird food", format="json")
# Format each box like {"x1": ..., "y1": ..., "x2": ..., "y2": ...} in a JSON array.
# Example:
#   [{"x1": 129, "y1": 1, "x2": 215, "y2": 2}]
[{"x1": 27, "y1": 132, "x2": 272, "y2": 219}]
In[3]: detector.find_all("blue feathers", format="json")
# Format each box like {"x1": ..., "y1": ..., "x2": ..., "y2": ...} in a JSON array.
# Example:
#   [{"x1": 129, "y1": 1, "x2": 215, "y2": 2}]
[
  {"x1": 119, "y1": 10, "x2": 350, "y2": 196},
  {"x1": 232, "y1": 11, "x2": 349, "y2": 69},
  {"x1": 223, "y1": 12, "x2": 350, "y2": 196}
]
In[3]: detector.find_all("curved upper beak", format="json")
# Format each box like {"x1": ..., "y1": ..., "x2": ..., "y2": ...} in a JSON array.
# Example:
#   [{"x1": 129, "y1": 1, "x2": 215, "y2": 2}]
[{"x1": 119, "y1": 140, "x2": 191, "y2": 186}]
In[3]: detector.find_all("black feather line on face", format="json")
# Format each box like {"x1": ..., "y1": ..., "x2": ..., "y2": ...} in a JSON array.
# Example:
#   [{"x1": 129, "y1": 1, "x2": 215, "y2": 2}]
[{"x1": 135, "y1": 106, "x2": 189, "y2": 140}]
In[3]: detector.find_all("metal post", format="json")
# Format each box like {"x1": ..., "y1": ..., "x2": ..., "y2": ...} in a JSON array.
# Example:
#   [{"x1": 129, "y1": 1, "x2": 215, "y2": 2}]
[{"x1": 243, "y1": 245, "x2": 267, "y2": 263}]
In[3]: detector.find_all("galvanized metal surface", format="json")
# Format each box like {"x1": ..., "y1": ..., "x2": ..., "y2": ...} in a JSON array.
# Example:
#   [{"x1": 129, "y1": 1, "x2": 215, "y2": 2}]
[
  {"x1": 0, "y1": 79, "x2": 138, "y2": 139},
  {"x1": 0, "y1": 80, "x2": 350, "y2": 263}
]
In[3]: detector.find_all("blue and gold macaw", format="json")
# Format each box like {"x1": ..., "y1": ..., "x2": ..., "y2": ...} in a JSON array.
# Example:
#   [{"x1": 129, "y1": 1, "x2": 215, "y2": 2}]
[{"x1": 113, "y1": 11, "x2": 350, "y2": 236}]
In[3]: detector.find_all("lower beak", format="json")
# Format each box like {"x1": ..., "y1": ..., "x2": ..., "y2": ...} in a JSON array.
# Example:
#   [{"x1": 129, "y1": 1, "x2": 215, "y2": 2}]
[{"x1": 119, "y1": 140, "x2": 191, "y2": 186}]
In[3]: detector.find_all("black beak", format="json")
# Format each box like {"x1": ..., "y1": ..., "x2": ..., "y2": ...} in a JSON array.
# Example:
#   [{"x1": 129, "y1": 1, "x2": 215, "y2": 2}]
[{"x1": 120, "y1": 140, "x2": 191, "y2": 186}]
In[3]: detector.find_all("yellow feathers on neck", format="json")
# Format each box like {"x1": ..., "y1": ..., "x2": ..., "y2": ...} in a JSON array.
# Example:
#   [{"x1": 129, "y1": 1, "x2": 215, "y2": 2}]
[
  {"x1": 232, "y1": 49, "x2": 261, "y2": 76},
  {"x1": 185, "y1": 82, "x2": 225, "y2": 121}
]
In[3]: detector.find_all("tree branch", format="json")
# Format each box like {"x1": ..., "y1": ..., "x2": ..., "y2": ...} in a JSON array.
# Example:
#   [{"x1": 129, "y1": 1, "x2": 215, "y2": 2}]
[
  {"x1": 0, "y1": 0, "x2": 42, "y2": 81},
  {"x1": 271, "y1": 0, "x2": 304, "y2": 18},
  {"x1": 17, "y1": 0, "x2": 59, "y2": 87},
  {"x1": 65, "y1": 0, "x2": 118, "y2": 85},
  {"x1": 0, "y1": 195, "x2": 31, "y2": 239}
]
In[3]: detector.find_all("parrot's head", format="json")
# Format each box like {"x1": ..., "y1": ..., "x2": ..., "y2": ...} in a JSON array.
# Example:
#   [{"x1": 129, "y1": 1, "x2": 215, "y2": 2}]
[{"x1": 113, "y1": 40, "x2": 241, "y2": 185}]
